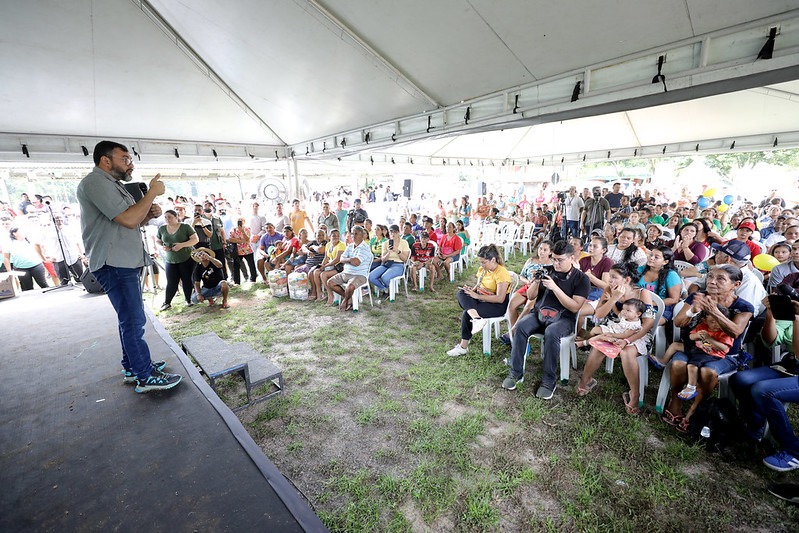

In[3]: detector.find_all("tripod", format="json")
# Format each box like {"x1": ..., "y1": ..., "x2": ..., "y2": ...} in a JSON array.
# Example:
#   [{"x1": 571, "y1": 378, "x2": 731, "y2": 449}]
[
  {"x1": 43, "y1": 203, "x2": 80, "y2": 294},
  {"x1": 139, "y1": 226, "x2": 162, "y2": 296}
]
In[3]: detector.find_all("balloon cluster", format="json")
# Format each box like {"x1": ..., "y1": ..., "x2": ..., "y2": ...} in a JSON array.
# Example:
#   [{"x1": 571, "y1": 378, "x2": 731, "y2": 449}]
[{"x1": 697, "y1": 189, "x2": 735, "y2": 212}]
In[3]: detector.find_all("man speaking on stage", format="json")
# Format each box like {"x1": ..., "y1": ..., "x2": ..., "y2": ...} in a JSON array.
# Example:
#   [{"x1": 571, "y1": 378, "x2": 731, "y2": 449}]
[{"x1": 77, "y1": 140, "x2": 182, "y2": 393}]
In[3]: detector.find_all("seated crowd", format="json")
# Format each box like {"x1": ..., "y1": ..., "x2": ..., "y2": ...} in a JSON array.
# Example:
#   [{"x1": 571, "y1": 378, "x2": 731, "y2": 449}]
[
  {"x1": 4, "y1": 182, "x2": 799, "y2": 473},
  {"x1": 443, "y1": 184, "x2": 799, "y2": 474}
]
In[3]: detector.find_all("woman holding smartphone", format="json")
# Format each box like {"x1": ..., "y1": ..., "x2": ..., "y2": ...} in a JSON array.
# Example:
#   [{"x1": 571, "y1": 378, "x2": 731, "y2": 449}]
[{"x1": 446, "y1": 244, "x2": 511, "y2": 357}]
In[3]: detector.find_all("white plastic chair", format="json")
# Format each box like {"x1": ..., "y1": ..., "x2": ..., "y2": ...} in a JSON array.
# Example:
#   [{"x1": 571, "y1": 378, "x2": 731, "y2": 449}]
[
  {"x1": 750, "y1": 267, "x2": 764, "y2": 284},
  {"x1": 351, "y1": 255, "x2": 375, "y2": 312},
  {"x1": 655, "y1": 315, "x2": 750, "y2": 413},
  {"x1": 388, "y1": 256, "x2": 412, "y2": 302},
  {"x1": 478, "y1": 272, "x2": 520, "y2": 356},
  {"x1": 604, "y1": 292, "x2": 665, "y2": 408},
  {"x1": 513, "y1": 222, "x2": 535, "y2": 256}
]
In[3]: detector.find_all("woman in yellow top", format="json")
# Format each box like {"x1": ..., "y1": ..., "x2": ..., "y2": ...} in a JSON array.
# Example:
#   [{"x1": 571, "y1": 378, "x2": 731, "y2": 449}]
[
  {"x1": 447, "y1": 244, "x2": 512, "y2": 356},
  {"x1": 311, "y1": 228, "x2": 346, "y2": 302},
  {"x1": 369, "y1": 224, "x2": 411, "y2": 299}
]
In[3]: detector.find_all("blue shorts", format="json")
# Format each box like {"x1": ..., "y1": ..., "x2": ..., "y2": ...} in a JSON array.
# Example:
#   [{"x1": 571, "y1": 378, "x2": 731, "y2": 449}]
[
  {"x1": 672, "y1": 351, "x2": 737, "y2": 375},
  {"x1": 191, "y1": 281, "x2": 225, "y2": 302}
]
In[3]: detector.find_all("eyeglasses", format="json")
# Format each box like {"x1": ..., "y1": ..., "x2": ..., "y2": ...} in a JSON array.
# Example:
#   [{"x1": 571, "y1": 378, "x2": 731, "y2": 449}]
[{"x1": 112, "y1": 155, "x2": 134, "y2": 165}]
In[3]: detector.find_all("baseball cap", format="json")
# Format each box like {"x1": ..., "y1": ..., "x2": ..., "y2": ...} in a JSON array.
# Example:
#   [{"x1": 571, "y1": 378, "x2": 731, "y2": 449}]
[
  {"x1": 711, "y1": 240, "x2": 751, "y2": 262},
  {"x1": 737, "y1": 221, "x2": 756, "y2": 232}
]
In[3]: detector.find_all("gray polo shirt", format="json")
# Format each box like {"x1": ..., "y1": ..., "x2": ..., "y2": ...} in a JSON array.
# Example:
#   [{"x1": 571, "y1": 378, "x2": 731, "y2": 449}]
[{"x1": 77, "y1": 167, "x2": 150, "y2": 272}]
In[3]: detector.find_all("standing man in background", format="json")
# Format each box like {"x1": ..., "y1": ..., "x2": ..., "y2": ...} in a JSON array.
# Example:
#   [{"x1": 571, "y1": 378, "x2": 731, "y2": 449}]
[
  {"x1": 562, "y1": 186, "x2": 584, "y2": 241},
  {"x1": 76, "y1": 140, "x2": 182, "y2": 393}
]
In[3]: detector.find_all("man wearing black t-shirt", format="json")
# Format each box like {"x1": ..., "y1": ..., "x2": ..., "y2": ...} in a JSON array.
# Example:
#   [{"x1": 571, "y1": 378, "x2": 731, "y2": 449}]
[
  {"x1": 191, "y1": 247, "x2": 230, "y2": 308},
  {"x1": 502, "y1": 241, "x2": 589, "y2": 399}
]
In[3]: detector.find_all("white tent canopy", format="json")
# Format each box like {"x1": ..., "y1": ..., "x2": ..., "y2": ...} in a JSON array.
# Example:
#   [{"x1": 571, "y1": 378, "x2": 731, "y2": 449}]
[{"x1": 1, "y1": 0, "x2": 799, "y2": 165}]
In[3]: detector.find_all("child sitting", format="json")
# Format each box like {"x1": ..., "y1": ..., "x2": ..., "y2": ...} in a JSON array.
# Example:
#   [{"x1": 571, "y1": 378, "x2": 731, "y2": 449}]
[
  {"x1": 579, "y1": 298, "x2": 645, "y2": 351},
  {"x1": 673, "y1": 306, "x2": 734, "y2": 400}
]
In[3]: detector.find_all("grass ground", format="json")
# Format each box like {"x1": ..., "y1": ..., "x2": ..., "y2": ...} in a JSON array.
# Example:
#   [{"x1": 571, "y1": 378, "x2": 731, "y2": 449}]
[{"x1": 152, "y1": 255, "x2": 799, "y2": 532}]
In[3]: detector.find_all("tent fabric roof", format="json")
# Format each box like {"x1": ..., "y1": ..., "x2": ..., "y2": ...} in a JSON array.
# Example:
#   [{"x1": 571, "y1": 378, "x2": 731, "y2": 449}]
[{"x1": 1, "y1": 0, "x2": 799, "y2": 163}]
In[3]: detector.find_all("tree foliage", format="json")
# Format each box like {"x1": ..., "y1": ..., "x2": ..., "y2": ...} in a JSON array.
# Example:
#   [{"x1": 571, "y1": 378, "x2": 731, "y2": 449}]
[{"x1": 703, "y1": 149, "x2": 799, "y2": 179}]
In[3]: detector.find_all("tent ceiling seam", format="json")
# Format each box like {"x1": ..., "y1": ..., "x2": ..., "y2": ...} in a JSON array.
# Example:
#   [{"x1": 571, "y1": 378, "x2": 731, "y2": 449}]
[
  {"x1": 466, "y1": 0, "x2": 537, "y2": 81},
  {"x1": 130, "y1": 0, "x2": 288, "y2": 146},
  {"x1": 302, "y1": 0, "x2": 439, "y2": 108}
]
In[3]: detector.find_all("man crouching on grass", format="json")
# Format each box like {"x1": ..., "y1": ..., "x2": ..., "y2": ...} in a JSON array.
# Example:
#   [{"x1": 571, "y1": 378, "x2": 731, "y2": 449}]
[{"x1": 191, "y1": 247, "x2": 230, "y2": 309}]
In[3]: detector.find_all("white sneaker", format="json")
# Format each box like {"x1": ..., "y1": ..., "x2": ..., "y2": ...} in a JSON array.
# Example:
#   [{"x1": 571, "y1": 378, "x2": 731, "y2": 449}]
[
  {"x1": 446, "y1": 344, "x2": 468, "y2": 357},
  {"x1": 471, "y1": 318, "x2": 487, "y2": 335}
]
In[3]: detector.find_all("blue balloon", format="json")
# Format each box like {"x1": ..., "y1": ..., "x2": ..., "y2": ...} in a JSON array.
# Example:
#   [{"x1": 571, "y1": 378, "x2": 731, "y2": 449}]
[
  {"x1": 697, "y1": 197, "x2": 711, "y2": 208},
  {"x1": 723, "y1": 195, "x2": 734, "y2": 205}
]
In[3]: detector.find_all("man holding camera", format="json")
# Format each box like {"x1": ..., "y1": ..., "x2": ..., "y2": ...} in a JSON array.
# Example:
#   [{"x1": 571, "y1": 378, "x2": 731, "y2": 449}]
[
  {"x1": 191, "y1": 247, "x2": 230, "y2": 309},
  {"x1": 502, "y1": 240, "x2": 589, "y2": 399},
  {"x1": 581, "y1": 187, "x2": 610, "y2": 241},
  {"x1": 77, "y1": 140, "x2": 182, "y2": 393},
  {"x1": 191, "y1": 204, "x2": 213, "y2": 249}
]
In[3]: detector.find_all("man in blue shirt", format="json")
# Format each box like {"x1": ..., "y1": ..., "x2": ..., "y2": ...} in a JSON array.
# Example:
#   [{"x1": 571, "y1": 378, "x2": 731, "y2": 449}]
[{"x1": 327, "y1": 225, "x2": 372, "y2": 311}]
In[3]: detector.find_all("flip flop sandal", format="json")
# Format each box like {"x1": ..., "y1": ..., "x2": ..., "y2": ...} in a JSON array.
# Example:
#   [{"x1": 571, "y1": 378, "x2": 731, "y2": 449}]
[
  {"x1": 576, "y1": 378, "x2": 598, "y2": 397},
  {"x1": 661, "y1": 410, "x2": 681, "y2": 427},
  {"x1": 675, "y1": 417, "x2": 690, "y2": 433},
  {"x1": 647, "y1": 353, "x2": 665, "y2": 370},
  {"x1": 677, "y1": 385, "x2": 698, "y2": 401},
  {"x1": 622, "y1": 391, "x2": 640, "y2": 415}
]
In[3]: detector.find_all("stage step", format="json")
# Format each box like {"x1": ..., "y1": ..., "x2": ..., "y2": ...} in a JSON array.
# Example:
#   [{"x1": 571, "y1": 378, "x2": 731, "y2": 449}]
[{"x1": 181, "y1": 333, "x2": 283, "y2": 410}]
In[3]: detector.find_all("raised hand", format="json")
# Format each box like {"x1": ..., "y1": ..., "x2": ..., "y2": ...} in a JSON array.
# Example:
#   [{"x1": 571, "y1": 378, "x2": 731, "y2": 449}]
[{"x1": 149, "y1": 173, "x2": 166, "y2": 196}]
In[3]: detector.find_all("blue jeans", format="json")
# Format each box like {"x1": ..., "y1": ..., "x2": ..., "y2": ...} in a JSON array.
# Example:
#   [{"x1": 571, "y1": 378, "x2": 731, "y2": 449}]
[
  {"x1": 562, "y1": 220, "x2": 580, "y2": 240},
  {"x1": 730, "y1": 367, "x2": 799, "y2": 455},
  {"x1": 93, "y1": 266, "x2": 153, "y2": 381},
  {"x1": 369, "y1": 262, "x2": 404, "y2": 292}
]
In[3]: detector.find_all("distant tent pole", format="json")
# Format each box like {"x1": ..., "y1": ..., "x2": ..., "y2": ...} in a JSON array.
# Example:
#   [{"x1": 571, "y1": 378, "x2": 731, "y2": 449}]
[{"x1": 236, "y1": 174, "x2": 244, "y2": 201}]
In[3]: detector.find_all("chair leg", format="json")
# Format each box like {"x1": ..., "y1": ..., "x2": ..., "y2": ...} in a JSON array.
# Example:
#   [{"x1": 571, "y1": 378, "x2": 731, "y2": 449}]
[
  {"x1": 655, "y1": 364, "x2": 671, "y2": 414},
  {"x1": 482, "y1": 323, "x2": 492, "y2": 356},
  {"x1": 637, "y1": 354, "x2": 647, "y2": 408}
]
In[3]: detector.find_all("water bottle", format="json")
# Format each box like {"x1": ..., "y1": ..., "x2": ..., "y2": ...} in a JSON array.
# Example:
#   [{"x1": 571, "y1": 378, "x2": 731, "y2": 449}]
[{"x1": 700, "y1": 426, "x2": 711, "y2": 439}]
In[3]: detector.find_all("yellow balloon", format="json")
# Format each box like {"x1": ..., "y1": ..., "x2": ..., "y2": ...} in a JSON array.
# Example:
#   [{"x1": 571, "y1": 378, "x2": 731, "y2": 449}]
[
  {"x1": 717, "y1": 204, "x2": 728, "y2": 213},
  {"x1": 703, "y1": 188, "x2": 716, "y2": 198},
  {"x1": 753, "y1": 254, "x2": 780, "y2": 272}
]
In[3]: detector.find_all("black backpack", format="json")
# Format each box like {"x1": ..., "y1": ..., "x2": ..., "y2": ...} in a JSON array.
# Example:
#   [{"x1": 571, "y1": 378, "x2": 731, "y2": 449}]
[{"x1": 687, "y1": 397, "x2": 743, "y2": 453}]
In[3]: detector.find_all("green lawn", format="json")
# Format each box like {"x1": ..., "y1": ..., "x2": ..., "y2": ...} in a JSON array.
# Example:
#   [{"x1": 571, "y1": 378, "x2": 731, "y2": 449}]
[{"x1": 154, "y1": 255, "x2": 799, "y2": 532}]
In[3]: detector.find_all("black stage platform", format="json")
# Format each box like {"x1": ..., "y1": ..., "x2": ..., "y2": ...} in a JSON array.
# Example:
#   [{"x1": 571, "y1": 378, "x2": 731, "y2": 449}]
[{"x1": 0, "y1": 288, "x2": 326, "y2": 532}]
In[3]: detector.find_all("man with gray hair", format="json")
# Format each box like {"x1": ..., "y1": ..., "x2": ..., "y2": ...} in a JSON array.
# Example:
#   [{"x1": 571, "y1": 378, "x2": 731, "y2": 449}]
[{"x1": 327, "y1": 225, "x2": 371, "y2": 311}]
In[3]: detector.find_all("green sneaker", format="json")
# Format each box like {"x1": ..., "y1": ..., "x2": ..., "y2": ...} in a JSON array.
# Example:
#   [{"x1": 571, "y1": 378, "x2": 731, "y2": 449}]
[{"x1": 123, "y1": 360, "x2": 167, "y2": 384}]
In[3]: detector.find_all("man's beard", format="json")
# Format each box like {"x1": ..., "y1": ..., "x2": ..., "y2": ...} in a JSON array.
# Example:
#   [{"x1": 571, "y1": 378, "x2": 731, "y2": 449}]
[{"x1": 110, "y1": 164, "x2": 133, "y2": 182}]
